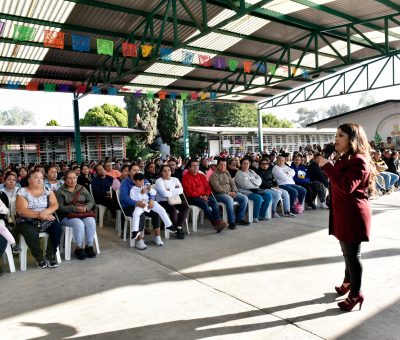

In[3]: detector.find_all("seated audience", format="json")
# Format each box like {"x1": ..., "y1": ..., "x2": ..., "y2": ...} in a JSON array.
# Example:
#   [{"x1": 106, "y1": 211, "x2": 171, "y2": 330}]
[
  {"x1": 77, "y1": 164, "x2": 92, "y2": 191},
  {"x1": 144, "y1": 161, "x2": 159, "y2": 185},
  {"x1": 182, "y1": 159, "x2": 228, "y2": 232},
  {"x1": 104, "y1": 161, "x2": 121, "y2": 179},
  {"x1": 272, "y1": 155, "x2": 306, "y2": 214},
  {"x1": 256, "y1": 158, "x2": 294, "y2": 217},
  {"x1": 168, "y1": 158, "x2": 183, "y2": 182},
  {"x1": 307, "y1": 153, "x2": 329, "y2": 208},
  {"x1": 16, "y1": 170, "x2": 62, "y2": 269},
  {"x1": 56, "y1": 170, "x2": 96, "y2": 260},
  {"x1": 372, "y1": 151, "x2": 399, "y2": 192},
  {"x1": 235, "y1": 158, "x2": 272, "y2": 222},
  {"x1": 91, "y1": 164, "x2": 115, "y2": 213},
  {"x1": 44, "y1": 165, "x2": 64, "y2": 192},
  {"x1": 209, "y1": 158, "x2": 250, "y2": 229},
  {"x1": 155, "y1": 165, "x2": 188, "y2": 239},
  {"x1": 0, "y1": 195, "x2": 21, "y2": 253}
]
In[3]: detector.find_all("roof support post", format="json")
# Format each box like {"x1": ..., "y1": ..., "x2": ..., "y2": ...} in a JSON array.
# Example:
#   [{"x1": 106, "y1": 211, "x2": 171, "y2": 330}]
[
  {"x1": 73, "y1": 95, "x2": 82, "y2": 164},
  {"x1": 257, "y1": 106, "x2": 263, "y2": 153},
  {"x1": 182, "y1": 102, "x2": 189, "y2": 158}
]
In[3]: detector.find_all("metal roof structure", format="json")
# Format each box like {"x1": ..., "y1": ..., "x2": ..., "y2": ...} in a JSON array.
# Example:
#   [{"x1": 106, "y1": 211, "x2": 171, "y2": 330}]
[{"x1": 1, "y1": 0, "x2": 400, "y2": 103}]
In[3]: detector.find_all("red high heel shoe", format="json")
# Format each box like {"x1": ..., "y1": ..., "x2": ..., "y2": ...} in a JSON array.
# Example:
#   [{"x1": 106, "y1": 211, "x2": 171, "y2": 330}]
[
  {"x1": 338, "y1": 293, "x2": 364, "y2": 311},
  {"x1": 335, "y1": 282, "x2": 351, "y2": 296}
]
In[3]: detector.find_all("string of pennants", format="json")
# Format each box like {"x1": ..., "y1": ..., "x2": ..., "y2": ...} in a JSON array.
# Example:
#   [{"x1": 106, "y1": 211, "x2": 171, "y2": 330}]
[{"x1": 1, "y1": 22, "x2": 310, "y2": 99}]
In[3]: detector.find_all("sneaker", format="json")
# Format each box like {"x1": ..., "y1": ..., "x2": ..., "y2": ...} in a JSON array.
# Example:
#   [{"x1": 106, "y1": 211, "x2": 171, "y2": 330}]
[
  {"x1": 153, "y1": 235, "x2": 164, "y2": 246},
  {"x1": 290, "y1": 209, "x2": 299, "y2": 215},
  {"x1": 284, "y1": 211, "x2": 296, "y2": 218},
  {"x1": 131, "y1": 230, "x2": 141, "y2": 240},
  {"x1": 176, "y1": 226, "x2": 185, "y2": 239},
  {"x1": 320, "y1": 202, "x2": 329, "y2": 209},
  {"x1": 37, "y1": 258, "x2": 48, "y2": 269},
  {"x1": 135, "y1": 239, "x2": 147, "y2": 250},
  {"x1": 236, "y1": 220, "x2": 250, "y2": 226},
  {"x1": 253, "y1": 218, "x2": 259, "y2": 223},
  {"x1": 166, "y1": 225, "x2": 178, "y2": 233},
  {"x1": 47, "y1": 255, "x2": 58, "y2": 268},
  {"x1": 228, "y1": 222, "x2": 236, "y2": 230},
  {"x1": 214, "y1": 220, "x2": 228, "y2": 233},
  {"x1": 272, "y1": 212, "x2": 280, "y2": 218},
  {"x1": 11, "y1": 243, "x2": 22, "y2": 254},
  {"x1": 84, "y1": 246, "x2": 96, "y2": 258},
  {"x1": 259, "y1": 217, "x2": 268, "y2": 221},
  {"x1": 74, "y1": 248, "x2": 86, "y2": 260}
]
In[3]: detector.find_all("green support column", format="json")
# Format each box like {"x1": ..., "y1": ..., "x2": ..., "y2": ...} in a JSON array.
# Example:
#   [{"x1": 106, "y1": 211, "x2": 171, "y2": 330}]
[
  {"x1": 257, "y1": 107, "x2": 263, "y2": 153},
  {"x1": 182, "y1": 102, "x2": 189, "y2": 158},
  {"x1": 73, "y1": 97, "x2": 82, "y2": 164}
]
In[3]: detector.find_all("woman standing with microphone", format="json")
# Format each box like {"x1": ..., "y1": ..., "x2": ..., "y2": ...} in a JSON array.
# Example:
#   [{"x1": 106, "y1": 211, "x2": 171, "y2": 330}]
[{"x1": 319, "y1": 123, "x2": 372, "y2": 312}]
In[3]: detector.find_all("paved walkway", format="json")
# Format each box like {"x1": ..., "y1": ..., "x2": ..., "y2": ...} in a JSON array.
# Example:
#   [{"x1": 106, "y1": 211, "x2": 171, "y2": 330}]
[{"x1": 1, "y1": 192, "x2": 399, "y2": 339}]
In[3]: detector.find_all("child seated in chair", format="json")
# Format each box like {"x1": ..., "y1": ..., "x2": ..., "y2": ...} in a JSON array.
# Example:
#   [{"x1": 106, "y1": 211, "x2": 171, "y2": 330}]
[
  {"x1": 0, "y1": 197, "x2": 21, "y2": 254},
  {"x1": 129, "y1": 173, "x2": 175, "y2": 248}
]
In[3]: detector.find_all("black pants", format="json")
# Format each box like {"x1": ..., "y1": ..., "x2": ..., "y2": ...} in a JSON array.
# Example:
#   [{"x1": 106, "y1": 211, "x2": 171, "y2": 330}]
[
  {"x1": 159, "y1": 201, "x2": 189, "y2": 227},
  {"x1": 299, "y1": 182, "x2": 318, "y2": 206},
  {"x1": 17, "y1": 221, "x2": 63, "y2": 260},
  {"x1": 340, "y1": 241, "x2": 362, "y2": 297}
]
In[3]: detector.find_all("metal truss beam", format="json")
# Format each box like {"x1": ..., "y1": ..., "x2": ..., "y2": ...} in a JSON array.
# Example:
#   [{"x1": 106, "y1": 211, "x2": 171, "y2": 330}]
[
  {"x1": 258, "y1": 53, "x2": 400, "y2": 109},
  {"x1": 204, "y1": 12, "x2": 400, "y2": 99}
]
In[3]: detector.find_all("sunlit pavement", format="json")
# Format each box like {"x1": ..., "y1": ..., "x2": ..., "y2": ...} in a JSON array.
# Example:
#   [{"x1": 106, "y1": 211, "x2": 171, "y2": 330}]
[{"x1": 1, "y1": 192, "x2": 399, "y2": 339}]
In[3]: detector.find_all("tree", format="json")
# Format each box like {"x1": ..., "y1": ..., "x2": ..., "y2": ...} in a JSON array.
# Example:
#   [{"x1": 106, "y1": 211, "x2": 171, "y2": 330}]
[
  {"x1": 295, "y1": 107, "x2": 322, "y2": 127},
  {"x1": 46, "y1": 119, "x2": 60, "y2": 126},
  {"x1": 324, "y1": 103, "x2": 351, "y2": 118},
  {"x1": 157, "y1": 99, "x2": 183, "y2": 145},
  {"x1": 188, "y1": 102, "x2": 258, "y2": 127},
  {"x1": 0, "y1": 107, "x2": 36, "y2": 125},
  {"x1": 358, "y1": 92, "x2": 376, "y2": 108},
  {"x1": 262, "y1": 113, "x2": 294, "y2": 128},
  {"x1": 80, "y1": 104, "x2": 128, "y2": 127}
]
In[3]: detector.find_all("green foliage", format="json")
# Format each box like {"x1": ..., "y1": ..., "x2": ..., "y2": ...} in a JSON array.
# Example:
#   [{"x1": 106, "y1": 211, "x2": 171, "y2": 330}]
[
  {"x1": 172, "y1": 133, "x2": 207, "y2": 158},
  {"x1": 80, "y1": 104, "x2": 127, "y2": 127},
  {"x1": 157, "y1": 99, "x2": 183, "y2": 145},
  {"x1": 46, "y1": 119, "x2": 60, "y2": 126},
  {"x1": 124, "y1": 96, "x2": 159, "y2": 145},
  {"x1": 374, "y1": 132, "x2": 382, "y2": 146},
  {"x1": 262, "y1": 113, "x2": 294, "y2": 128},
  {"x1": 188, "y1": 102, "x2": 258, "y2": 127},
  {"x1": 0, "y1": 107, "x2": 36, "y2": 125},
  {"x1": 126, "y1": 136, "x2": 157, "y2": 161}
]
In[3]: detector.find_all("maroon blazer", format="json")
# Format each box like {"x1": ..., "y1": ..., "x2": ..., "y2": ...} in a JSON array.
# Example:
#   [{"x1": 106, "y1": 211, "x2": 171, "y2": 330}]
[{"x1": 322, "y1": 153, "x2": 371, "y2": 243}]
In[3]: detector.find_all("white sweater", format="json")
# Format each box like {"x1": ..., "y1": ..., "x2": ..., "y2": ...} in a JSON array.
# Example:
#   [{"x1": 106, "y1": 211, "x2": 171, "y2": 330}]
[
  {"x1": 155, "y1": 177, "x2": 183, "y2": 202},
  {"x1": 272, "y1": 165, "x2": 296, "y2": 185}
]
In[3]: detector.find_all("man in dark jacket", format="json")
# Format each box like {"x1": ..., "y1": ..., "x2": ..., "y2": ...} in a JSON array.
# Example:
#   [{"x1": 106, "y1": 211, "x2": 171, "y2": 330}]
[
  {"x1": 91, "y1": 164, "x2": 115, "y2": 213},
  {"x1": 306, "y1": 153, "x2": 329, "y2": 208}
]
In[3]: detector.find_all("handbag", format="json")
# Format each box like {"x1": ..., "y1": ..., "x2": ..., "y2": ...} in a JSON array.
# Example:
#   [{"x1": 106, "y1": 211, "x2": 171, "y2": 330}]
[
  {"x1": 67, "y1": 187, "x2": 96, "y2": 219},
  {"x1": 164, "y1": 179, "x2": 182, "y2": 205},
  {"x1": 32, "y1": 219, "x2": 53, "y2": 232},
  {"x1": 293, "y1": 200, "x2": 304, "y2": 214}
]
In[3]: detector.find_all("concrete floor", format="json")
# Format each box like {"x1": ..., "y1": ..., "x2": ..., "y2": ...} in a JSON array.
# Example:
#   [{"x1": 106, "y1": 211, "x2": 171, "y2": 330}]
[{"x1": 1, "y1": 192, "x2": 399, "y2": 340}]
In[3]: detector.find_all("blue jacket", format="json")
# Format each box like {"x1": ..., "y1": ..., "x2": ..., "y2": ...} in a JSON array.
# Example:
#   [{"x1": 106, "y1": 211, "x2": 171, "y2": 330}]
[
  {"x1": 290, "y1": 163, "x2": 310, "y2": 184},
  {"x1": 91, "y1": 175, "x2": 114, "y2": 201},
  {"x1": 119, "y1": 176, "x2": 154, "y2": 208}
]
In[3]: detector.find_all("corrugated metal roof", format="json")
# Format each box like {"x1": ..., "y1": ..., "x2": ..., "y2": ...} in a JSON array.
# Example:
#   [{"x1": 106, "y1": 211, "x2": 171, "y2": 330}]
[{"x1": 0, "y1": 0, "x2": 398, "y2": 103}]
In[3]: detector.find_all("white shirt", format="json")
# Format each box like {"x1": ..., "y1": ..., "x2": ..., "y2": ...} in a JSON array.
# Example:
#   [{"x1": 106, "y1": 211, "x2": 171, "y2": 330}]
[
  {"x1": 155, "y1": 177, "x2": 183, "y2": 202},
  {"x1": 272, "y1": 165, "x2": 296, "y2": 185}
]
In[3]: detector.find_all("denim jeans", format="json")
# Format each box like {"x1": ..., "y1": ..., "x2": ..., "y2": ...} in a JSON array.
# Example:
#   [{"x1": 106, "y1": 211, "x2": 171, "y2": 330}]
[
  {"x1": 279, "y1": 184, "x2": 306, "y2": 208},
  {"x1": 61, "y1": 217, "x2": 96, "y2": 247},
  {"x1": 187, "y1": 196, "x2": 222, "y2": 224},
  {"x1": 379, "y1": 171, "x2": 399, "y2": 190},
  {"x1": 214, "y1": 192, "x2": 248, "y2": 222},
  {"x1": 247, "y1": 191, "x2": 272, "y2": 219}
]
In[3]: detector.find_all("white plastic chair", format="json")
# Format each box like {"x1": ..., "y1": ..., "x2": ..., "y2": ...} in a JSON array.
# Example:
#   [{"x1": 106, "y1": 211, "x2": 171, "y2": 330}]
[
  {"x1": 89, "y1": 184, "x2": 111, "y2": 228},
  {"x1": 2, "y1": 243, "x2": 16, "y2": 273},
  {"x1": 19, "y1": 233, "x2": 61, "y2": 271},
  {"x1": 116, "y1": 190, "x2": 152, "y2": 246},
  {"x1": 181, "y1": 194, "x2": 204, "y2": 232}
]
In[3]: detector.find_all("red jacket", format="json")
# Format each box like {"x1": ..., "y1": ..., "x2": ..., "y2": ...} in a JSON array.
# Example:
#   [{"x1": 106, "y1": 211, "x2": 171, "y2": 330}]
[
  {"x1": 322, "y1": 153, "x2": 371, "y2": 243},
  {"x1": 182, "y1": 171, "x2": 211, "y2": 198}
]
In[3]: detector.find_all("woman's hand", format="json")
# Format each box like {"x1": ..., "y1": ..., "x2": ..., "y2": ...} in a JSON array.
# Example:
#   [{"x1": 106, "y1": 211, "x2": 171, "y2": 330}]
[
  {"x1": 318, "y1": 157, "x2": 330, "y2": 167},
  {"x1": 38, "y1": 211, "x2": 55, "y2": 221}
]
